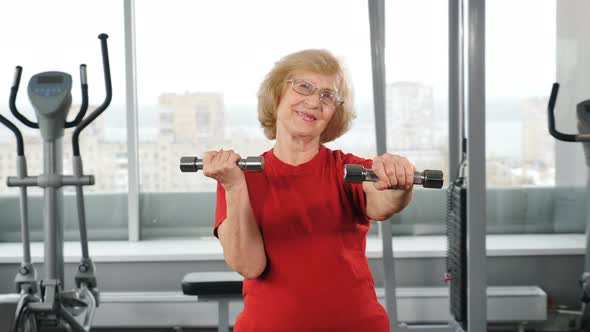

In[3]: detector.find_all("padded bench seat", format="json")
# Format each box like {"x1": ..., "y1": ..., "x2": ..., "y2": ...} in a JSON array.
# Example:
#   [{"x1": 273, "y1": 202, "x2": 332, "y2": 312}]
[
  {"x1": 182, "y1": 271, "x2": 243, "y2": 332},
  {"x1": 182, "y1": 271, "x2": 243, "y2": 297}
]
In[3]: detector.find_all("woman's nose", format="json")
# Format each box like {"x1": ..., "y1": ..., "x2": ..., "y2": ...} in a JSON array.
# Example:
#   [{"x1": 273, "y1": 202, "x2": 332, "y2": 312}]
[{"x1": 302, "y1": 92, "x2": 321, "y2": 108}]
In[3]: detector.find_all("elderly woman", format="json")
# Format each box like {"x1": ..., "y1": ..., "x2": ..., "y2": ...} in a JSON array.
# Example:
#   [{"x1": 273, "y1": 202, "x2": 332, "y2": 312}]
[{"x1": 202, "y1": 49, "x2": 415, "y2": 332}]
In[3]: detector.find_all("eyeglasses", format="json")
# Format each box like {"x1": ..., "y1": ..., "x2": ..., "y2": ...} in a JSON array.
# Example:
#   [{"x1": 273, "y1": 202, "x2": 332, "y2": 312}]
[{"x1": 287, "y1": 79, "x2": 344, "y2": 107}]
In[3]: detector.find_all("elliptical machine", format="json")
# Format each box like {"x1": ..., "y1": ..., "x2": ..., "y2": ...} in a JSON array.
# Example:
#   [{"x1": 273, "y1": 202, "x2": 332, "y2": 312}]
[
  {"x1": 547, "y1": 82, "x2": 590, "y2": 331},
  {"x1": 0, "y1": 33, "x2": 111, "y2": 332}
]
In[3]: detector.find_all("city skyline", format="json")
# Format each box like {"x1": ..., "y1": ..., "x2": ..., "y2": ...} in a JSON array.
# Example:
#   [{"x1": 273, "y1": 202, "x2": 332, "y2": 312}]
[{"x1": 0, "y1": 80, "x2": 559, "y2": 193}]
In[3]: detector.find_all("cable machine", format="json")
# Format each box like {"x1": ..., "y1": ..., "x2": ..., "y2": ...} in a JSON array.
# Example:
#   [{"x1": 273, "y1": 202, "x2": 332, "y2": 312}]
[{"x1": 367, "y1": 0, "x2": 487, "y2": 331}]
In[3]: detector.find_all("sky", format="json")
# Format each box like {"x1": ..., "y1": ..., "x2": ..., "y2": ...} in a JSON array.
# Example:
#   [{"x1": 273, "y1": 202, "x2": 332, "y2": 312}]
[{"x1": 0, "y1": 0, "x2": 558, "y2": 114}]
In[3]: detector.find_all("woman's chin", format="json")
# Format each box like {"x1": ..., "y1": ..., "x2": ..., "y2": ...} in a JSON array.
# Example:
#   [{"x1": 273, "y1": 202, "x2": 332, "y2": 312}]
[{"x1": 287, "y1": 129, "x2": 320, "y2": 141}]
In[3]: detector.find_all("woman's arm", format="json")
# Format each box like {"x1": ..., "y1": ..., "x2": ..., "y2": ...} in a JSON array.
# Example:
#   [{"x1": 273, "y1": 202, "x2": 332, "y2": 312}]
[
  {"x1": 362, "y1": 153, "x2": 415, "y2": 221},
  {"x1": 217, "y1": 184, "x2": 267, "y2": 279},
  {"x1": 364, "y1": 182, "x2": 413, "y2": 221},
  {"x1": 204, "y1": 150, "x2": 267, "y2": 279}
]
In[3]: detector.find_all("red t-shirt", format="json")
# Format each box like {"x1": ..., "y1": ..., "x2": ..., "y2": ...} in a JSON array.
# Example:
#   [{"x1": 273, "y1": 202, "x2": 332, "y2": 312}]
[{"x1": 214, "y1": 145, "x2": 390, "y2": 332}]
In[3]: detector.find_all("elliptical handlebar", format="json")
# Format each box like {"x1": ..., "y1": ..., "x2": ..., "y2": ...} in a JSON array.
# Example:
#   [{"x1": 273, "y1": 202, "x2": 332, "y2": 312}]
[
  {"x1": 5, "y1": 34, "x2": 109, "y2": 149},
  {"x1": 9, "y1": 66, "x2": 39, "y2": 129},
  {"x1": 65, "y1": 64, "x2": 89, "y2": 128},
  {"x1": 548, "y1": 82, "x2": 590, "y2": 143},
  {"x1": 0, "y1": 66, "x2": 26, "y2": 155},
  {"x1": 72, "y1": 33, "x2": 112, "y2": 157},
  {"x1": 0, "y1": 113, "x2": 24, "y2": 156}
]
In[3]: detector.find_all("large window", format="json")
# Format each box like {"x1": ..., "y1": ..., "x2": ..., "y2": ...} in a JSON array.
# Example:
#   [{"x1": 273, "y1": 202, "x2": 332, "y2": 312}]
[
  {"x1": 0, "y1": 1, "x2": 586, "y2": 243},
  {"x1": 0, "y1": 1, "x2": 127, "y2": 241},
  {"x1": 486, "y1": 0, "x2": 556, "y2": 188},
  {"x1": 135, "y1": 0, "x2": 376, "y2": 238},
  {"x1": 388, "y1": 0, "x2": 588, "y2": 236},
  {"x1": 485, "y1": 0, "x2": 587, "y2": 234},
  {"x1": 385, "y1": 0, "x2": 449, "y2": 235}
]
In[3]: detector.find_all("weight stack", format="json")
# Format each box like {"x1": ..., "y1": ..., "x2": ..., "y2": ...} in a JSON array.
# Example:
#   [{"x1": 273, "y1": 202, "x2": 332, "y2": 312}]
[{"x1": 446, "y1": 177, "x2": 467, "y2": 330}]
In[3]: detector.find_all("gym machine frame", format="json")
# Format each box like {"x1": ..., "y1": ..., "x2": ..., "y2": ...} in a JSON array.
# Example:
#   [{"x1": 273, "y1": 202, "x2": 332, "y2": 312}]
[
  {"x1": 0, "y1": 34, "x2": 112, "y2": 332},
  {"x1": 547, "y1": 83, "x2": 590, "y2": 332},
  {"x1": 368, "y1": 0, "x2": 487, "y2": 331}
]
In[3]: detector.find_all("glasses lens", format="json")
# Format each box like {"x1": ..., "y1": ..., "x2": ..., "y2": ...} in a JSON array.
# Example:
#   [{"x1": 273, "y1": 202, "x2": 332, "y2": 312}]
[
  {"x1": 292, "y1": 80, "x2": 315, "y2": 96},
  {"x1": 290, "y1": 79, "x2": 342, "y2": 107},
  {"x1": 320, "y1": 90, "x2": 341, "y2": 107}
]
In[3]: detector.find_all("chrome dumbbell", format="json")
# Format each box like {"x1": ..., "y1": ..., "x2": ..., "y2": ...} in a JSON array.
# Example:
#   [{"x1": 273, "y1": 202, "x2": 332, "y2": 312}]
[
  {"x1": 179, "y1": 156, "x2": 264, "y2": 172},
  {"x1": 344, "y1": 164, "x2": 443, "y2": 189}
]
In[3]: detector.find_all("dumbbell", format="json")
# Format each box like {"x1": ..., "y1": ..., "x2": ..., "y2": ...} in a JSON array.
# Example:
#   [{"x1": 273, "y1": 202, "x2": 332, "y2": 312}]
[
  {"x1": 179, "y1": 156, "x2": 264, "y2": 172},
  {"x1": 344, "y1": 164, "x2": 444, "y2": 189}
]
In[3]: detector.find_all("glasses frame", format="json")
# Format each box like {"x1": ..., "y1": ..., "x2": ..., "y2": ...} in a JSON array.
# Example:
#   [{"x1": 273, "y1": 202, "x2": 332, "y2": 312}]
[{"x1": 286, "y1": 79, "x2": 344, "y2": 107}]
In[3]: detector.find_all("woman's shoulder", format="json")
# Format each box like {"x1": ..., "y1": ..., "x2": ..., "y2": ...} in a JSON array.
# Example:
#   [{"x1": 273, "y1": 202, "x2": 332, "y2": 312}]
[{"x1": 323, "y1": 146, "x2": 372, "y2": 167}]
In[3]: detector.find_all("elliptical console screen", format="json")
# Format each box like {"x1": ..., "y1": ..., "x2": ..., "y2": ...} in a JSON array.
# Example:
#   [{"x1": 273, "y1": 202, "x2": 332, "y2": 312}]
[{"x1": 37, "y1": 75, "x2": 64, "y2": 84}]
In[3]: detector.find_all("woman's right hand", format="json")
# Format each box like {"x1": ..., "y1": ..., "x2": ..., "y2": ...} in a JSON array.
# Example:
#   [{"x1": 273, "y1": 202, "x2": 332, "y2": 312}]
[{"x1": 202, "y1": 149, "x2": 246, "y2": 192}]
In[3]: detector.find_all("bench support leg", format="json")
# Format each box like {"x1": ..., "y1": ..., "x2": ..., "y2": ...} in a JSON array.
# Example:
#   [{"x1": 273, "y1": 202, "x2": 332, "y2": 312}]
[{"x1": 218, "y1": 299, "x2": 230, "y2": 332}]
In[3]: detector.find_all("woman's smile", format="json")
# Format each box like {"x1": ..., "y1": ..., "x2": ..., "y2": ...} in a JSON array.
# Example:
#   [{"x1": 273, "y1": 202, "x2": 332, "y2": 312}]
[{"x1": 294, "y1": 110, "x2": 317, "y2": 123}]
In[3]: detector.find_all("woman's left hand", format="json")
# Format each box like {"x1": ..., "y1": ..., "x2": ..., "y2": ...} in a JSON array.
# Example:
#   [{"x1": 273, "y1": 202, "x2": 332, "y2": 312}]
[{"x1": 371, "y1": 153, "x2": 416, "y2": 191}]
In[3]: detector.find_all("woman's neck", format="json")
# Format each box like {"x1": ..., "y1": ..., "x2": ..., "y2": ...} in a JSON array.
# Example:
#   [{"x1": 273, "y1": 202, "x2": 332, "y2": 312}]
[{"x1": 273, "y1": 134, "x2": 321, "y2": 166}]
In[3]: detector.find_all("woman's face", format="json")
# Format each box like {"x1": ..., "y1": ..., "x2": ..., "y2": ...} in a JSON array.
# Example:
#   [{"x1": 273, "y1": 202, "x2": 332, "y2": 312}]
[{"x1": 275, "y1": 70, "x2": 340, "y2": 142}]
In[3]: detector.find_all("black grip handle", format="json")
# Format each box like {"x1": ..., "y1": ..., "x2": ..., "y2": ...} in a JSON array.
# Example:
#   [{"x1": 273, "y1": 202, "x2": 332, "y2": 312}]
[
  {"x1": 547, "y1": 82, "x2": 589, "y2": 142},
  {"x1": 1, "y1": 62, "x2": 26, "y2": 153},
  {"x1": 0, "y1": 114, "x2": 24, "y2": 156},
  {"x1": 344, "y1": 164, "x2": 444, "y2": 189},
  {"x1": 180, "y1": 156, "x2": 264, "y2": 172},
  {"x1": 9, "y1": 66, "x2": 39, "y2": 129},
  {"x1": 65, "y1": 64, "x2": 89, "y2": 128},
  {"x1": 72, "y1": 33, "x2": 112, "y2": 156}
]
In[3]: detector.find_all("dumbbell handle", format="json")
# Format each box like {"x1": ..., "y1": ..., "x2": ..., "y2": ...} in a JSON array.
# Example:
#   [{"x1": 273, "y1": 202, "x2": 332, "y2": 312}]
[
  {"x1": 179, "y1": 156, "x2": 264, "y2": 172},
  {"x1": 344, "y1": 164, "x2": 444, "y2": 189}
]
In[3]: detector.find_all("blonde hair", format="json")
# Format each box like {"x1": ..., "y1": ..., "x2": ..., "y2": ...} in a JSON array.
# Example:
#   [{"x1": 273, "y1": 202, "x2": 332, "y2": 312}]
[{"x1": 257, "y1": 49, "x2": 355, "y2": 143}]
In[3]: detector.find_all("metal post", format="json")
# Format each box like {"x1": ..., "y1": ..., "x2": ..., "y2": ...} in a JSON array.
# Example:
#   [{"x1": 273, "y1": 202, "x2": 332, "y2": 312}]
[
  {"x1": 449, "y1": 0, "x2": 464, "y2": 177},
  {"x1": 124, "y1": 0, "x2": 141, "y2": 241},
  {"x1": 218, "y1": 300, "x2": 229, "y2": 332},
  {"x1": 43, "y1": 139, "x2": 64, "y2": 286},
  {"x1": 17, "y1": 156, "x2": 31, "y2": 265},
  {"x1": 465, "y1": 0, "x2": 487, "y2": 330},
  {"x1": 585, "y1": 175, "x2": 590, "y2": 272},
  {"x1": 367, "y1": 1, "x2": 399, "y2": 331}
]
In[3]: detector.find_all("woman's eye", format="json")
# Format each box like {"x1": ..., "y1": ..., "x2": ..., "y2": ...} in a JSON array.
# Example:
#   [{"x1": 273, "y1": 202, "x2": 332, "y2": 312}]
[{"x1": 299, "y1": 82, "x2": 312, "y2": 90}]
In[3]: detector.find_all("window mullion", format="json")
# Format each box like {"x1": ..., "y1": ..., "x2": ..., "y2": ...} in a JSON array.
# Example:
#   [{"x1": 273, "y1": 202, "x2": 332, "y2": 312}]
[{"x1": 124, "y1": 0, "x2": 140, "y2": 241}]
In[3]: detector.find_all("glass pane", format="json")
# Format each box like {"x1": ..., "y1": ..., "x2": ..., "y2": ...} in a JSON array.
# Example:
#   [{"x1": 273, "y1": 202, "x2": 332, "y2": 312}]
[
  {"x1": 486, "y1": 0, "x2": 588, "y2": 234},
  {"x1": 385, "y1": 0, "x2": 449, "y2": 235},
  {"x1": 135, "y1": 0, "x2": 375, "y2": 238},
  {"x1": 0, "y1": 1, "x2": 128, "y2": 241}
]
